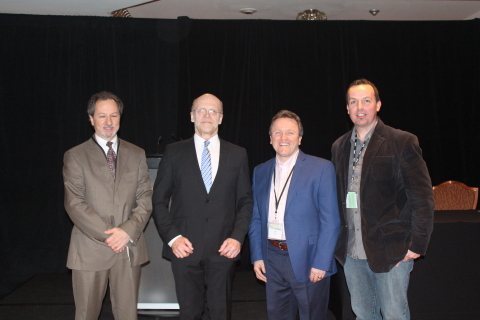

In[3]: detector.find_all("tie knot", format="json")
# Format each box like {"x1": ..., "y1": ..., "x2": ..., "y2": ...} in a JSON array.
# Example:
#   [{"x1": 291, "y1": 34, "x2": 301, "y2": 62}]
[
  {"x1": 204, "y1": 140, "x2": 210, "y2": 147},
  {"x1": 106, "y1": 141, "x2": 113, "y2": 148}
]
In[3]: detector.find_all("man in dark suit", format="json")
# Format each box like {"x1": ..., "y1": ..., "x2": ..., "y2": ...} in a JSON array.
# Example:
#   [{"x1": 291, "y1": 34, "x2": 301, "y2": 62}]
[
  {"x1": 249, "y1": 110, "x2": 340, "y2": 320},
  {"x1": 331, "y1": 79, "x2": 434, "y2": 319},
  {"x1": 63, "y1": 91, "x2": 152, "y2": 320},
  {"x1": 152, "y1": 93, "x2": 253, "y2": 320}
]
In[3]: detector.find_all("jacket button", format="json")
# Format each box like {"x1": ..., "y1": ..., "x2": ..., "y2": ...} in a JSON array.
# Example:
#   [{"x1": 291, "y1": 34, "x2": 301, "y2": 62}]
[{"x1": 205, "y1": 199, "x2": 209, "y2": 203}]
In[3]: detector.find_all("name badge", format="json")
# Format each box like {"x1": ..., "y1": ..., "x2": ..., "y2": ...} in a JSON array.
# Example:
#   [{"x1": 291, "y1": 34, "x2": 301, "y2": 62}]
[
  {"x1": 268, "y1": 222, "x2": 284, "y2": 239},
  {"x1": 346, "y1": 192, "x2": 358, "y2": 209}
]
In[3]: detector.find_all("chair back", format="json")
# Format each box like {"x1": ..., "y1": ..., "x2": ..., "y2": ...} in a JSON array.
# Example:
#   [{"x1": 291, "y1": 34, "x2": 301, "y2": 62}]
[{"x1": 433, "y1": 181, "x2": 478, "y2": 210}]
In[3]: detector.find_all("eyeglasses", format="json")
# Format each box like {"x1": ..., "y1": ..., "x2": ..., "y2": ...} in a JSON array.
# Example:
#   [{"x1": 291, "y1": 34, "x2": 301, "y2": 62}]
[{"x1": 192, "y1": 109, "x2": 223, "y2": 116}]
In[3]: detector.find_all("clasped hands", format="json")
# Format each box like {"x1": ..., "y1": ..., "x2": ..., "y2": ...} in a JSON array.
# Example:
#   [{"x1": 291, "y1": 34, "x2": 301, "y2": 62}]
[
  {"x1": 104, "y1": 227, "x2": 130, "y2": 253},
  {"x1": 171, "y1": 236, "x2": 241, "y2": 259}
]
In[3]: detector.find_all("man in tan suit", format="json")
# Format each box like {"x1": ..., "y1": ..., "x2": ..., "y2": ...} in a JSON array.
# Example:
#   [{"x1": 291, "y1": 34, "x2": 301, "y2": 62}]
[{"x1": 63, "y1": 91, "x2": 152, "y2": 320}]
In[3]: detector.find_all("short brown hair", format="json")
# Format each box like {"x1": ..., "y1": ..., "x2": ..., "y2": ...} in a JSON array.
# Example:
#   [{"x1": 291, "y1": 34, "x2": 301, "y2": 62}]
[
  {"x1": 269, "y1": 110, "x2": 304, "y2": 136},
  {"x1": 87, "y1": 91, "x2": 124, "y2": 116},
  {"x1": 346, "y1": 79, "x2": 380, "y2": 103}
]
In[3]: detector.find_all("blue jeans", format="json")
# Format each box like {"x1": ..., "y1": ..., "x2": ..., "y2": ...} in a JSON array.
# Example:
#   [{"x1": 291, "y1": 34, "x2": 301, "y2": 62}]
[{"x1": 344, "y1": 256, "x2": 413, "y2": 320}]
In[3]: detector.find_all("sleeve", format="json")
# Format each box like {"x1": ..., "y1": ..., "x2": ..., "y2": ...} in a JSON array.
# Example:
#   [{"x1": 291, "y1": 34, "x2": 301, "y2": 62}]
[
  {"x1": 248, "y1": 166, "x2": 263, "y2": 263},
  {"x1": 151, "y1": 145, "x2": 180, "y2": 244},
  {"x1": 229, "y1": 148, "x2": 254, "y2": 245},
  {"x1": 63, "y1": 150, "x2": 111, "y2": 245},
  {"x1": 312, "y1": 161, "x2": 341, "y2": 271},
  {"x1": 400, "y1": 135, "x2": 435, "y2": 255},
  {"x1": 118, "y1": 151, "x2": 153, "y2": 245}
]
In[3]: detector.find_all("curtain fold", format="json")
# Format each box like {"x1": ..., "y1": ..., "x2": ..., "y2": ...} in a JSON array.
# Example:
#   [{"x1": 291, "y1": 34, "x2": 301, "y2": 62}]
[
  {"x1": 1, "y1": 13, "x2": 479, "y2": 297},
  {"x1": 177, "y1": 19, "x2": 480, "y2": 184}
]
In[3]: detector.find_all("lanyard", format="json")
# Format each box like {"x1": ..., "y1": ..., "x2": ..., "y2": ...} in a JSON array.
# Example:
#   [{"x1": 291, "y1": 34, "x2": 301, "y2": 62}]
[
  {"x1": 273, "y1": 166, "x2": 295, "y2": 217},
  {"x1": 350, "y1": 133, "x2": 367, "y2": 189}
]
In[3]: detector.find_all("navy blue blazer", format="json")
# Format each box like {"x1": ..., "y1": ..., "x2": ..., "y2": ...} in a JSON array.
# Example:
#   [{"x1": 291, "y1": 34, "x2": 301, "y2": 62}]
[{"x1": 249, "y1": 150, "x2": 340, "y2": 283}]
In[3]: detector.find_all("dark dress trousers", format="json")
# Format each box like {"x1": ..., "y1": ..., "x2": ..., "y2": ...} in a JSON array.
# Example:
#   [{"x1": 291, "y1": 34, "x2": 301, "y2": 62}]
[
  {"x1": 331, "y1": 119, "x2": 434, "y2": 273},
  {"x1": 152, "y1": 137, "x2": 253, "y2": 319}
]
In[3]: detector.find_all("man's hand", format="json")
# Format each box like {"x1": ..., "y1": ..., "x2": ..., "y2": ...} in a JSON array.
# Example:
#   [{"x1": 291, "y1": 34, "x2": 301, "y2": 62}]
[
  {"x1": 309, "y1": 268, "x2": 326, "y2": 283},
  {"x1": 218, "y1": 238, "x2": 241, "y2": 259},
  {"x1": 396, "y1": 250, "x2": 421, "y2": 266},
  {"x1": 402, "y1": 250, "x2": 420, "y2": 262},
  {"x1": 171, "y1": 236, "x2": 194, "y2": 258},
  {"x1": 253, "y1": 260, "x2": 267, "y2": 282},
  {"x1": 104, "y1": 227, "x2": 130, "y2": 253}
]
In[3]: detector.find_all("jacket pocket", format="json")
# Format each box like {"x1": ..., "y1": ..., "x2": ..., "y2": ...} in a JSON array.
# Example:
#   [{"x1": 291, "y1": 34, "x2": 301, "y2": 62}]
[
  {"x1": 380, "y1": 224, "x2": 410, "y2": 261},
  {"x1": 372, "y1": 156, "x2": 394, "y2": 181}
]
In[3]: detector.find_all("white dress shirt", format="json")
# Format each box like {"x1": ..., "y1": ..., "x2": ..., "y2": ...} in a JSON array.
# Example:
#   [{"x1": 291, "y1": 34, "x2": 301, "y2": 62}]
[
  {"x1": 95, "y1": 134, "x2": 118, "y2": 155},
  {"x1": 194, "y1": 133, "x2": 220, "y2": 182},
  {"x1": 267, "y1": 150, "x2": 299, "y2": 241}
]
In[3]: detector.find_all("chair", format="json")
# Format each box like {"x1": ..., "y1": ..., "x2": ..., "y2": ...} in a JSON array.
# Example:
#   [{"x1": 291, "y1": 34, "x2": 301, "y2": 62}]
[{"x1": 433, "y1": 181, "x2": 478, "y2": 210}]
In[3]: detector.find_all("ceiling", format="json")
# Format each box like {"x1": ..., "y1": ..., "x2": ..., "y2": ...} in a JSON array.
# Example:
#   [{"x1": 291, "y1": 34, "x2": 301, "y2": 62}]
[{"x1": 2, "y1": 0, "x2": 480, "y2": 21}]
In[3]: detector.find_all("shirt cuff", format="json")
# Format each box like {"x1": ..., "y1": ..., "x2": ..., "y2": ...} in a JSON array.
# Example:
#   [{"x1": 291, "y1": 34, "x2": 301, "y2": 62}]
[{"x1": 168, "y1": 235, "x2": 182, "y2": 247}]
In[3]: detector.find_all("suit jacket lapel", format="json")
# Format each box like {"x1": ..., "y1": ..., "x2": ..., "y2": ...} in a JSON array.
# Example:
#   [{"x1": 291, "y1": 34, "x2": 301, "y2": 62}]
[
  {"x1": 89, "y1": 136, "x2": 115, "y2": 187},
  {"x1": 211, "y1": 139, "x2": 229, "y2": 192},
  {"x1": 186, "y1": 138, "x2": 207, "y2": 193},
  {"x1": 338, "y1": 131, "x2": 352, "y2": 196},
  {"x1": 361, "y1": 120, "x2": 386, "y2": 193},
  {"x1": 260, "y1": 159, "x2": 275, "y2": 218},
  {"x1": 285, "y1": 151, "x2": 306, "y2": 211},
  {"x1": 115, "y1": 139, "x2": 129, "y2": 187}
]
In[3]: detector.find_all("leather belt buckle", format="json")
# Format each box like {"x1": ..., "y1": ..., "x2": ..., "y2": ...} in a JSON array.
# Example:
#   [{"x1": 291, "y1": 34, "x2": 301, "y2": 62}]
[{"x1": 269, "y1": 239, "x2": 288, "y2": 250}]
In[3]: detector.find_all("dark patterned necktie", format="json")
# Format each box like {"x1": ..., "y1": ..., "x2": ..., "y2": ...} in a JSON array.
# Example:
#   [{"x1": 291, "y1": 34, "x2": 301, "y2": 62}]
[{"x1": 106, "y1": 141, "x2": 117, "y2": 180}]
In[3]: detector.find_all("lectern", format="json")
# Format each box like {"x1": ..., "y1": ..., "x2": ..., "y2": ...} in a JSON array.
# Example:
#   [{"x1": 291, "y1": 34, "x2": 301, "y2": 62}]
[{"x1": 137, "y1": 155, "x2": 179, "y2": 316}]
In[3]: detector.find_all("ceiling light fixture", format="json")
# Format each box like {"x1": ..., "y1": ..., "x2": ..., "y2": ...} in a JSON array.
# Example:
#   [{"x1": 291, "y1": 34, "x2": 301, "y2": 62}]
[
  {"x1": 369, "y1": 9, "x2": 380, "y2": 16},
  {"x1": 296, "y1": 9, "x2": 327, "y2": 21},
  {"x1": 239, "y1": 8, "x2": 257, "y2": 15}
]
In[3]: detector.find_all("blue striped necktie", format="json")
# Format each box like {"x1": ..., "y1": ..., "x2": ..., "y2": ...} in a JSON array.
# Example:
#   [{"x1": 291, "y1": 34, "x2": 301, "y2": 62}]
[{"x1": 201, "y1": 140, "x2": 212, "y2": 193}]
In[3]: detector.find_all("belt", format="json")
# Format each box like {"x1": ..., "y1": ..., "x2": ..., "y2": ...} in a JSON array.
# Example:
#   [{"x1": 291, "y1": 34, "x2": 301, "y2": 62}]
[{"x1": 269, "y1": 239, "x2": 288, "y2": 250}]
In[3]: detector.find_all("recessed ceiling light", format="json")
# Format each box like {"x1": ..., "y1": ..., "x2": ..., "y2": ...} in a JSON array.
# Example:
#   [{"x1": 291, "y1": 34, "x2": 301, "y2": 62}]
[
  {"x1": 369, "y1": 9, "x2": 380, "y2": 16},
  {"x1": 296, "y1": 9, "x2": 327, "y2": 20},
  {"x1": 239, "y1": 8, "x2": 257, "y2": 15}
]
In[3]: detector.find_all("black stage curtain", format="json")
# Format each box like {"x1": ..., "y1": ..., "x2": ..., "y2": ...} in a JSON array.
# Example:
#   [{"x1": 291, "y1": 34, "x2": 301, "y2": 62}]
[
  {"x1": 0, "y1": 14, "x2": 180, "y2": 297},
  {"x1": 176, "y1": 18, "x2": 480, "y2": 183},
  {"x1": 1, "y1": 14, "x2": 479, "y2": 297}
]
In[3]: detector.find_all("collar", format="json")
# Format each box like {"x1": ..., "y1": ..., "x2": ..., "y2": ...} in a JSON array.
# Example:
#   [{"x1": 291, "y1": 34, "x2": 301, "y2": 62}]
[
  {"x1": 95, "y1": 134, "x2": 118, "y2": 149},
  {"x1": 350, "y1": 118, "x2": 378, "y2": 142},
  {"x1": 275, "y1": 149, "x2": 299, "y2": 169},
  {"x1": 194, "y1": 133, "x2": 220, "y2": 147}
]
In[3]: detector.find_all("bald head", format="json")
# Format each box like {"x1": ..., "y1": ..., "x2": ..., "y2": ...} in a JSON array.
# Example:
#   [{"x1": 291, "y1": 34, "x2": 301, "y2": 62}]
[
  {"x1": 192, "y1": 94, "x2": 223, "y2": 113},
  {"x1": 190, "y1": 93, "x2": 224, "y2": 140}
]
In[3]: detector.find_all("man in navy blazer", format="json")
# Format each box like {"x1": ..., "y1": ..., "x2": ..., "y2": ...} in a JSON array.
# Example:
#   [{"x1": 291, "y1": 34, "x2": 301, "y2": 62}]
[{"x1": 249, "y1": 110, "x2": 340, "y2": 320}]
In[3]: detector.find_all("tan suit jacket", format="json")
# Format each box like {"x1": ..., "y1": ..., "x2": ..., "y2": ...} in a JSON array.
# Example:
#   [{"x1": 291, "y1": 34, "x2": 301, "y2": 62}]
[{"x1": 63, "y1": 136, "x2": 152, "y2": 271}]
